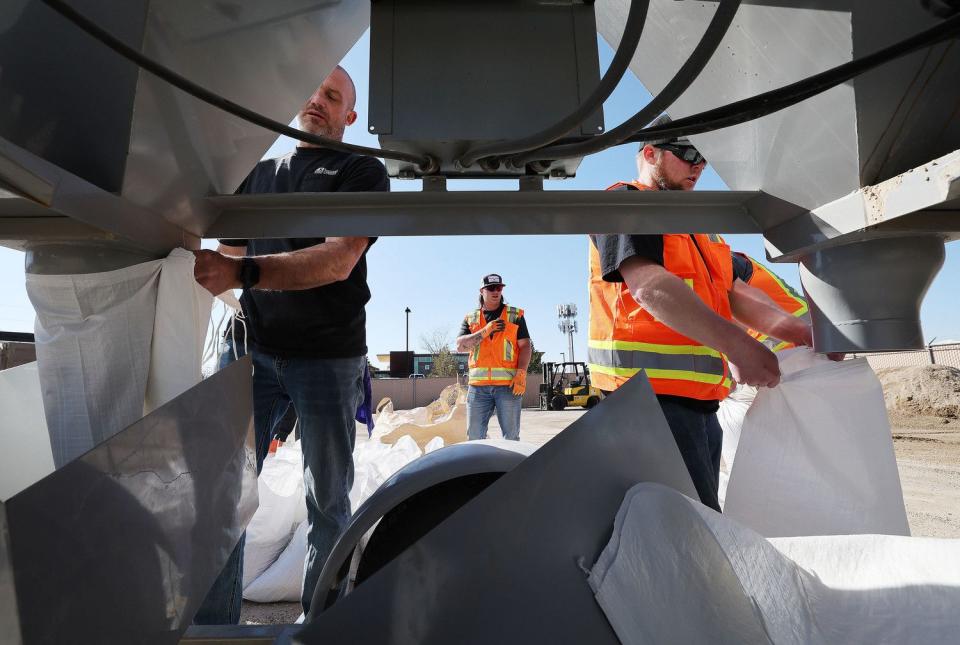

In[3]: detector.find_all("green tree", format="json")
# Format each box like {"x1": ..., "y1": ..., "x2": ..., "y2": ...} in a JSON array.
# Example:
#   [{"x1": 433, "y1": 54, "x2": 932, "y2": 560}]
[
  {"x1": 421, "y1": 328, "x2": 459, "y2": 378},
  {"x1": 527, "y1": 342, "x2": 545, "y2": 374}
]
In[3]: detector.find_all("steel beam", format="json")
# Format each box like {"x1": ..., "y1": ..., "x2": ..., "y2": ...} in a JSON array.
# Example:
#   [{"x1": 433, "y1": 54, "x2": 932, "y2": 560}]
[{"x1": 205, "y1": 190, "x2": 805, "y2": 238}]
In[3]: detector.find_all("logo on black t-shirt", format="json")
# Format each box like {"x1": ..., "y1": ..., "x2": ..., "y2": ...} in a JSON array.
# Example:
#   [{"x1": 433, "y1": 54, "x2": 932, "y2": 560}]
[{"x1": 313, "y1": 167, "x2": 339, "y2": 176}]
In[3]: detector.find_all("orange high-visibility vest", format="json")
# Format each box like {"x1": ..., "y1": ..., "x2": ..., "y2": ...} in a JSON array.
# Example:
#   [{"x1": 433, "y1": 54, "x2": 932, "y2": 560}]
[
  {"x1": 588, "y1": 181, "x2": 734, "y2": 400},
  {"x1": 738, "y1": 253, "x2": 810, "y2": 352},
  {"x1": 465, "y1": 305, "x2": 524, "y2": 386}
]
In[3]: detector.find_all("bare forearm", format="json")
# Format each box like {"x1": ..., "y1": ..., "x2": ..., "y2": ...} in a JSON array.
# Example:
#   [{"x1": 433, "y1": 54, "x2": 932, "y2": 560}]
[
  {"x1": 517, "y1": 341, "x2": 532, "y2": 371},
  {"x1": 730, "y1": 281, "x2": 811, "y2": 346},
  {"x1": 637, "y1": 276, "x2": 748, "y2": 354},
  {"x1": 456, "y1": 332, "x2": 483, "y2": 352},
  {"x1": 256, "y1": 238, "x2": 368, "y2": 291},
  {"x1": 621, "y1": 257, "x2": 753, "y2": 357}
]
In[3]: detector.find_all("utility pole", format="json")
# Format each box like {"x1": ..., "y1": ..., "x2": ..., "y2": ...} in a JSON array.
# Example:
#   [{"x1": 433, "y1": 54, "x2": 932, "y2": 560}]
[
  {"x1": 557, "y1": 304, "x2": 578, "y2": 363},
  {"x1": 405, "y1": 307, "x2": 411, "y2": 352}
]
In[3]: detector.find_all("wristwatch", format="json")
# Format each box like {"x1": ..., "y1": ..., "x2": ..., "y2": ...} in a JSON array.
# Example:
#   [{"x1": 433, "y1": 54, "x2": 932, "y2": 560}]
[{"x1": 239, "y1": 257, "x2": 260, "y2": 290}]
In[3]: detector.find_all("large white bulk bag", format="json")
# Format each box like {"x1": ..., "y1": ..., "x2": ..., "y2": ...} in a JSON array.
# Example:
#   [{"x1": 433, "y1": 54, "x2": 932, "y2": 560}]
[{"x1": 25, "y1": 248, "x2": 211, "y2": 467}]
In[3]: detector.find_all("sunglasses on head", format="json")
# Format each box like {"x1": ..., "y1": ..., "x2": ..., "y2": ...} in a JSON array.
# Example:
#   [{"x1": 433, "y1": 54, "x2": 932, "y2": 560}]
[
  {"x1": 655, "y1": 143, "x2": 705, "y2": 165},
  {"x1": 484, "y1": 285, "x2": 504, "y2": 292}
]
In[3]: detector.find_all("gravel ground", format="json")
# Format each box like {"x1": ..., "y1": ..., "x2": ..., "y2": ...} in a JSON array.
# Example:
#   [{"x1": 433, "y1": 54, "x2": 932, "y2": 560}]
[{"x1": 240, "y1": 407, "x2": 960, "y2": 624}]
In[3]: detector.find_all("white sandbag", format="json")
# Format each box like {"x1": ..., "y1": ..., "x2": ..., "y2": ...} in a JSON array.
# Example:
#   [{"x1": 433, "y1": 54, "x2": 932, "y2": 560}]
[
  {"x1": 348, "y1": 435, "x2": 423, "y2": 512},
  {"x1": 25, "y1": 249, "x2": 211, "y2": 467},
  {"x1": 719, "y1": 348, "x2": 821, "y2": 473},
  {"x1": 424, "y1": 436, "x2": 445, "y2": 453},
  {"x1": 243, "y1": 519, "x2": 309, "y2": 603},
  {"x1": 0, "y1": 362, "x2": 54, "y2": 500},
  {"x1": 725, "y1": 349, "x2": 909, "y2": 537},
  {"x1": 370, "y1": 405, "x2": 431, "y2": 441},
  {"x1": 717, "y1": 384, "x2": 755, "y2": 472},
  {"x1": 591, "y1": 483, "x2": 960, "y2": 645},
  {"x1": 144, "y1": 248, "x2": 212, "y2": 413},
  {"x1": 590, "y1": 483, "x2": 822, "y2": 645},
  {"x1": 243, "y1": 442, "x2": 307, "y2": 588},
  {"x1": 717, "y1": 348, "x2": 811, "y2": 505}
]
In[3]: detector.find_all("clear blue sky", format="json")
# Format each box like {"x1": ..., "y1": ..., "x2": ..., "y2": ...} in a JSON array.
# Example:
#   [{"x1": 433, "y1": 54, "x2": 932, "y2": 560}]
[{"x1": 1, "y1": 31, "x2": 957, "y2": 364}]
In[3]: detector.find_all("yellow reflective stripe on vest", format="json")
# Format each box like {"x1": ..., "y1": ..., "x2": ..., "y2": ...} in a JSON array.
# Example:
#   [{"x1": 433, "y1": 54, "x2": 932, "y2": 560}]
[
  {"x1": 756, "y1": 264, "x2": 808, "y2": 317},
  {"x1": 587, "y1": 349, "x2": 725, "y2": 381},
  {"x1": 769, "y1": 340, "x2": 795, "y2": 352},
  {"x1": 469, "y1": 367, "x2": 517, "y2": 382},
  {"x1": 588, "y1": 338, "x2": 728, "y2": 388},
  {"x1": 589, "y1": 338, "x2": 723, "y2": 358},
  {"x1": 588, "y1": 363, "x2": 732, "y2": 388},
  {"x1": 504, "y1": 339, "x2": 514, "y2": 362}
]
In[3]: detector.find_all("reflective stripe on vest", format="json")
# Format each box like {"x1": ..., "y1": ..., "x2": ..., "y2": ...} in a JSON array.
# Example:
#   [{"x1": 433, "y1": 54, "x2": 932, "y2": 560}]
[
  {"x1": 743, "y1": 255, "x2": 809, "y2": 352},
  {"x1": 588, "y1": 339, "x2": 725, "y2": 376},
  {"x1": 468, "y1": 367, "x2": 517, "y2": 383}
]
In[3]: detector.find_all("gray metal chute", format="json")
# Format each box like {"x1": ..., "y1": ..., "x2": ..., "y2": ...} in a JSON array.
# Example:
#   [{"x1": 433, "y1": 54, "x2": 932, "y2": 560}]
[{"x1": 800, "y1": 235, "x2": 946, "y2": 352}]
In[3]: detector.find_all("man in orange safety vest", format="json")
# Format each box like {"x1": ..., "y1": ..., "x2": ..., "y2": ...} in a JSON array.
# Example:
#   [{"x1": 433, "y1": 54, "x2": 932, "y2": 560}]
[{"x1": 456, "y1": 274, "x2": 532, "y2": 441}]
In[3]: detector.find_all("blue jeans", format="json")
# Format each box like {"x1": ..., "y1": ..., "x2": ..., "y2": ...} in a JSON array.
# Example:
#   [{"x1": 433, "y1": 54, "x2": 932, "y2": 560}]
[
  {"x1": 657, "y1": 397, "x2": 723, "y2": 513},
  {"x1": 467, "y1": 385, "x2": 522, "y2": 441},
  {"x1": 195, "y1": 341, "x2": 363, "y2": 621},
  {"x1": 250, "y1": 350, "x2": 364, "y2": 614}
]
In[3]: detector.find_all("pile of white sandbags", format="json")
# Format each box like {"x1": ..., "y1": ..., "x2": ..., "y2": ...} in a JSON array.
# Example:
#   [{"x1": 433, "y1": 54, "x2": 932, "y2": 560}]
[{"x1": 242, "y1": 435, "x2": 442, "y2": 602}]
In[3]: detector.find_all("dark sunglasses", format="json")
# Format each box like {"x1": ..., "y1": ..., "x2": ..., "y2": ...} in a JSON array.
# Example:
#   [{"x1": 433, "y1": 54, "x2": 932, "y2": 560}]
[
  {"x1": 655, "y1": 143, "x2": 705, "y2": 165},
  {"x1": 484, "y1": 285, "x2": 504, "y2": 292}
]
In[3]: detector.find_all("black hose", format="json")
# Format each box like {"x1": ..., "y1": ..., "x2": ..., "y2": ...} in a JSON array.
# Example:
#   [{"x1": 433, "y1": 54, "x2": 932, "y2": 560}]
[
  {"x1": 528, "y1": 11, "x2": 960, "y2": 163},
  {"x1": 39, "y1": 0, "x2": 437, "y2": 172},
  {"x1": 456, "y1": 0, "x2": 651, "y2": 169},
  {"x1": 509, "y1": 0, "x2": 740, "y2": 168}
]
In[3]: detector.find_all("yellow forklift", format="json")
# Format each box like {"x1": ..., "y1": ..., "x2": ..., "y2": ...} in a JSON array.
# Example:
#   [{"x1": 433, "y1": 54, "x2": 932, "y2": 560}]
[{"x1": 539, "y1": 362, "x2": 603, "y2": 411}]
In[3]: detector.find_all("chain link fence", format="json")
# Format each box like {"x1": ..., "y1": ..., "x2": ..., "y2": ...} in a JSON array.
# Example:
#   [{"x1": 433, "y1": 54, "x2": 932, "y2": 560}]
[{"x1": 850, "y1": 343, "x2": 960, "y2": 370}]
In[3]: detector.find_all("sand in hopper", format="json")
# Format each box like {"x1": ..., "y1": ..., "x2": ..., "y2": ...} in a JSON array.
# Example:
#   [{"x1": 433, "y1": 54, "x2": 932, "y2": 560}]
[
  {"x1": 875, "y1": 365, "x2": 960, "y2": 423},
  {"x1": 379, "y1": 384, "x2": 469, "y2": 449}
]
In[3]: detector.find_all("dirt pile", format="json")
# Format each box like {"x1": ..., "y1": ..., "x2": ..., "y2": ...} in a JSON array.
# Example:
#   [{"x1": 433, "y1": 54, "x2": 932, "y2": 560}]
[{"x1": 875, "y1": 365, "x2": 960, "y2": 421}]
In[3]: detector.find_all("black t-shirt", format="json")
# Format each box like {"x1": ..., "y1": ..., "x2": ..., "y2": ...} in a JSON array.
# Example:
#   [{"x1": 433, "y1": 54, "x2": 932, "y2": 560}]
[
  {"x1": 590, "y1": 234, "x2": 753, "y2": 283},
  {"x1": 220, "y1": 147, "x2": 389, "y2": 358},
  {"x1": 458, "y1": 304, "x2": 530, "y2": 340},
  {"x1": 589, "y1": 231, "x2": 752, "y2": 413}
]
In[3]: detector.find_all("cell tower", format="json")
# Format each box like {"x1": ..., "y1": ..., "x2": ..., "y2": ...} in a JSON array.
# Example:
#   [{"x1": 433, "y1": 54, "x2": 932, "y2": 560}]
[{"x1": 557, "y1": 304, "x2": 578, "y2": 363}]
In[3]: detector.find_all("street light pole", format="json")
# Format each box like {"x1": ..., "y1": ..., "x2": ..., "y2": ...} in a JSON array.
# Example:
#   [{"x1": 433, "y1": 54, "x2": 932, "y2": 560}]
[{"x1": 405, "y1": 307, "x2": 411, "y2": 352}]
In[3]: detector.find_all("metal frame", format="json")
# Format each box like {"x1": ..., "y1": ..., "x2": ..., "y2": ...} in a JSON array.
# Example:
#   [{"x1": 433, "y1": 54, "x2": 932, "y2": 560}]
[
  {"x1": 1, "y1": 358, "x2": 256, "y2": 645},
  {"x1": 205, "y1": 189, "x2": 801, "y2": 238},
  {"x1": 296, "y1": 373, "x2": 701, "y2": 644}
]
